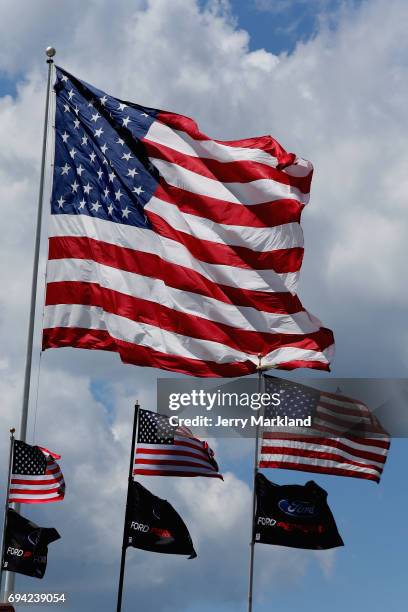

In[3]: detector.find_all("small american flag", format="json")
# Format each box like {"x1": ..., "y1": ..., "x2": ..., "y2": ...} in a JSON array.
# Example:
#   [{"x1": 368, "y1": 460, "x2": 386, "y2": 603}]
[
  {"x1": 9, "y1": 441, "x2": 65, "y2": 504},
  {"x1": 134, "y1": 409, "x2": 222, "y2": 478},
  {"x1": 259, "y1": 377, "x2": 390, "y2": 483},
  {"x1": 42, "y1": 66, "x2": 335, "y2": 377}
]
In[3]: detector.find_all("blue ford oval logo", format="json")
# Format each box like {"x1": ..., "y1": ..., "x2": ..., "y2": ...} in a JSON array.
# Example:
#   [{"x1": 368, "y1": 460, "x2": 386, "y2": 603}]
[{"x1": 278, "y1": 499, "x2": 316, "y2": 517}]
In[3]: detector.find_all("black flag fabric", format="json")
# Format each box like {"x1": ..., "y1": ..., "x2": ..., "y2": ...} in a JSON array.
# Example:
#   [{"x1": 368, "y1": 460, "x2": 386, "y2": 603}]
[
  {"x1": 254, "y1": 473, "x2": 343, "y2": 550},
  {"x1": 2, "y1": 509, "x2": 60, "y2": 579},
  {"x1": 125, "y1": 481, "x2": 196, "y2": 558}
]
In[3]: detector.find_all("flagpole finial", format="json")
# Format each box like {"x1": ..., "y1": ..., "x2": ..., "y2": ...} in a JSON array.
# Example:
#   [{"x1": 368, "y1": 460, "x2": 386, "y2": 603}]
[
  {"x1": 10, "y1": 427, "x2": 15, "y2": 435},
  {"x1": 45, "y1": 46, "x2": 56, "y2": 59}
]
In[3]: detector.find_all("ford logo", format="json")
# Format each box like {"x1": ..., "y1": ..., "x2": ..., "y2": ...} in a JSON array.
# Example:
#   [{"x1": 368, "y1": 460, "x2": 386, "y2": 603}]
[{"x1": 278, "y1": 499, "x2": 316, "y2": 517}]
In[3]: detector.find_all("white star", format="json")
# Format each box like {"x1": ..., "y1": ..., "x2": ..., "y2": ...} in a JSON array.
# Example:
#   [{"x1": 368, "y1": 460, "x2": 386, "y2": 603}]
[
  {"x1": 115, "y1": 189, "x2": 123, "y2": 201},
  {"x1": 73, "y1": 118, "x2": 80, "y2": 129},
  {"x1": 101, "y1": 143, "x2": 108, "y2": 154},
  {"x1": 76, "y1": 164, "x2": 85, "y2": 176},
  {"x1": 107, "y1": 203, "x2": 114, "y2": 215},
  {"x1": 102, "y1": 158, "x2": 109, "y2": 165},
  {"x1": 81, "y1": 134, "x2": 88, "y2": 146},
  {"x1": 89, "y1": 152, "x2": 96, "y2": 163},
  {"x1": 127, "y1": 168, "x2": 138, "y2": 178},
  {"x1": 116, "y1": 137, "x2": 125, "y2": 146},
  {"x1": 61, "y1": 163, "x2": 70, "y2": 176},
  {"x1": 122, "y1": 116, "x2": 131, "y2": 127},
  {"x1": 61, "y1": 132, "x2": 69, "y2": 143},
  {"x1": 141, "y1": 112, "x2": 148, "y2": 117},
  {"x1": 73, "y1": 105, "x2": 79, "y2": 115},
  {"x1": 63, "y1": 104, "x2": 70, "y2": 113},
  {"x1": 60, "y1": 75, "x2": 68, "y2": 83},
  {"x1": 122, "y1": 206, "x2": 130, "y2": 219},
  {"x1": 97, "y1": 169, "x2": 103, "y2": 180},
  {"x1": 103, "y1": 187, "x2": 110, "y2": 198},
  {"x1": 118, "y1": 102, "x2": 127, "y2": 111},
  {"x1": 94, "y1": 127, "x2": 104, "y2": 138},
  {"x1": 69, "y1": 148, "x2": 77, "y2": 159},
  {"x1": 100, "y1": 95, "x2": 108, "y2": 106},
  {"x1": 121, "y1": 152, "x2": 133, "y2": 162},
  {"x1": 88, "y1": 99, "x2": 95, "y2": 108},
  {"x1": 67, "y1": 90, "x2": 75, "y2": 100},
  {"x1": 91, "y1": 112, "x2": 100, "y2": 123},
  {"x1": 57, "y1": 196, "x2": 65, "y2": 208},
  {"x1": 91, "y1": 201, "x2": 102, "y2": 212},
  {"x1": 71, "y1": 180, "x2": 79, "y2": 193},
  {"x1": 78, "y1": 198, "x2": 86, "y2": 210},
  {"x1": 83, "y1": 183, "x2": 93, "y2": 195},
  {"x1": 108, "y1": 171, "x2": 115, "y2": 182},
  {"x1": 132, "y1": 186, "x2": 144, "y2": 196}
]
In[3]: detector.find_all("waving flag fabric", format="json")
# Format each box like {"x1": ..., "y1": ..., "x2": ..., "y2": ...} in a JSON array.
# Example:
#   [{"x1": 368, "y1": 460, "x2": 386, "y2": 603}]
[
  {"x1": 259, "y1": 377, "x2": 390, "y2": 482},
  {"x1": 134, "y1": 409, "x2": 222, "y2": 478},
  {"x1": 9, "y1": 441, "x2": 65, "y2": 504},
  {"x1": 42, "y1": 66, "x2": 334, "y2": 377}
]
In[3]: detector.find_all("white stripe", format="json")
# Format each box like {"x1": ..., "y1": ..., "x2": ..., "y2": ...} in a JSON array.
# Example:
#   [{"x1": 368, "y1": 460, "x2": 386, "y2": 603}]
[
  {"x1": 260, "y1": 439, "x2": 387, "y2": 466},
  {"x1": 320, "y1": 396, "x2": 369, "y2": 412},
  {"x1": 134, "y1": 464, "x2": 217, "y2": 474},
  {"x1": 146, "y1": 121, "x2": 313, "y2": 180},
  {"x1": 46, "y1": 258, "x2": 322, "y2": 335},
  {"x1": 11, "y1": 473, "x2": 61, "y2": 482},
  {"x1": 316, "y1": 406, "x2": 371, "y2": 424},
  {"x1": 146, "y1": 196, "x2": 303, "y2": 252},
  {"x1": 43, "y1": 303, "x2": 258, "y2": 365},
  {"x1": 49, "y1": 214, "x2": 298, "y2": 293},
  {"x1": 9, "y1": 492, "x2": 62, "y2": 500},
  {"x1": 10, "y1": 482, "x2": 63, "y2": 491},
  {"x1": 151, "y1": 157, "x2": 308, "y2": 205},
  {"x1": 137, "y1": 443, "x2": 208, "y2": 458},
  {"x1": 262, "y1": 344, "x2": 333, "y2": 367},
  {"x1": 135, "y1": 453, "x2": 214, "y2": 469},
  {"x1": 258, "y1": 453, "x2": 381, "y2": 477},
  {"x1": 261, "y1": 434, "x2": 388, "y2": 456}
]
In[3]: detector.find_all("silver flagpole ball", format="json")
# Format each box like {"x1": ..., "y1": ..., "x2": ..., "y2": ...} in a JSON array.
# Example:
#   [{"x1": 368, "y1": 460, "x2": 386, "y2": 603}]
[{"x1": 46, "y1": 46, "x2": 56, "y2": 58}]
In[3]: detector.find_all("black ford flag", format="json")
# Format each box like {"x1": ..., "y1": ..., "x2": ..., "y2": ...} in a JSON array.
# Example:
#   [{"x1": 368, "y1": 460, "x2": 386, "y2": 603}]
[
  {"x1": 125, "y1": 481, "x2": 196, "y2": 558},
  {"x1": 254, "y1": 473, "x2": 343, "y2": 550},
  {"x1": 2, "y1": 509, "x2": 60, "y2": 578}
]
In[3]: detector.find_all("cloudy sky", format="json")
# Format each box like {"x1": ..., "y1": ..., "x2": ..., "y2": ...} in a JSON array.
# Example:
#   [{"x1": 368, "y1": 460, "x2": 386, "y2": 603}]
[{"x1": 0, "y1": 0, "x2": 407, "y2": 610}]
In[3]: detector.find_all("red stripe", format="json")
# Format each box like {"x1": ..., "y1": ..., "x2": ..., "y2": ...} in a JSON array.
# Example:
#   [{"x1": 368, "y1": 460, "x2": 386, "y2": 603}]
[
  {"x1": 9, "y1": 486, "x2": 63, "y2": 496},
  {"x1": 135, "y1": 458, "x2": 216, "y2": 469},
  {"x1": 134, "y1": 467, "x2": 223, "y2": 478},
  {"x1": 157, "y1": 112, "x2": 299, "y2": 169},
  {"x1": 135, "y1": 448, "x2": 210, "y2": 461},
  {"x1": 257, "y1": 461, "x2": 380, "y2": 482},
  {"x1": 259, "y1": 447, "x2": 384, "y2": 473},
  {"x1": 147, "y1": 209, "x2": 304, "y2": 272},
  {"x1": 11, "y1": 476, "x2": 63, "y2": 485},
  {"x1": 260, "y1": 440, "x2": 387, "y2": 464},
  {"x1": 42, "y1": 326, "x2": 256, "y2": 377},
  {"x1": 154, "y1": 181, "x2": 304, "y2": 229},
  {"x1": 144, "y1": 139, "x2": 311, "y2": 193},
  {"x1": 48, "y1": 235, "x2": 303, "y2": 315},
  {"x1": 261, "y1": 433, "x2": 390, "y2": 450},
  {"x1": 318, "y1": 400, "x2": 370, "y2": 418},
  {"x1": 45, "y1": 281, "x2": 332, "y2": 356}
]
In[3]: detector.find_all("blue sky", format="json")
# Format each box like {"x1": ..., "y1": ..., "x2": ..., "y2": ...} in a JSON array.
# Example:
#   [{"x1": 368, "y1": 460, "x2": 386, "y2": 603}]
[{"x1": 0, "y1": 0, "x2": 407, "y2": 611}]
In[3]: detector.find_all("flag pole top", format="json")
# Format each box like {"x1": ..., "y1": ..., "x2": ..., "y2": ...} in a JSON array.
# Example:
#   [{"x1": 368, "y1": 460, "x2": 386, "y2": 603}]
[
  {"x1": 10, "y1": 428, "x2": 15, "y2": 435},
  {"x1": 45, "y1": 46, "x2": 56, "y2": 60}
]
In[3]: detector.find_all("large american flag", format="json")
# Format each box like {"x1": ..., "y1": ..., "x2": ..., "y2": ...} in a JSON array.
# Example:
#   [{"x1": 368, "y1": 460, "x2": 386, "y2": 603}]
[
  {"x1": 259, "y1": 377, "x2": 390, "y2": 483},
  {"x1": 9, "y1": 441, "x2": 65, "y2": 503},
  {"x1": 134, "y1": 409, "x2": 222, "y2": 478},
  {"x1": 42, "y1": 66, "x2": 335, "y2": 377}
]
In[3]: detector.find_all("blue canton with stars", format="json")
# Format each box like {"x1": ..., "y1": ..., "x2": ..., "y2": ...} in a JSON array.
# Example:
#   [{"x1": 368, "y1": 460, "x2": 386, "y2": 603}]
[
  {"x1": 52, "y1": 66, "x2": 160, "y2": 228},
  {"x1": 263, "y1": 376, "x2": 320, "y2": 421}
]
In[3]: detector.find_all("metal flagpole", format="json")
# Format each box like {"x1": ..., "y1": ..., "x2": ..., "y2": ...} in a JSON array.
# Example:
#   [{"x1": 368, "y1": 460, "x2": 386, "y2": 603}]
[
  {"x1": 0, "y1": 428, "x2": 16, "y2": 600},
  {"x1": 3, "y1": 46, "x2": 56, "y2": 600},
  {"x1": 116, "y1": 402, "x2": 140, "y2": 612},
  {"x1": 247, "y1": 359, "x2": 264, "y2": 612}
]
